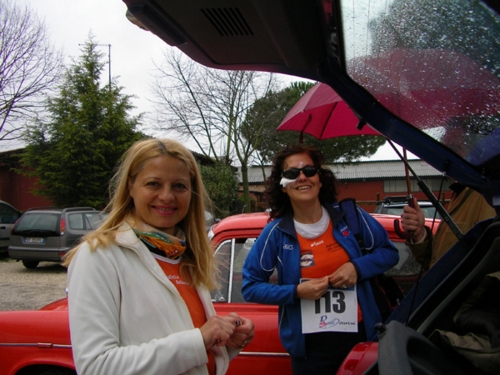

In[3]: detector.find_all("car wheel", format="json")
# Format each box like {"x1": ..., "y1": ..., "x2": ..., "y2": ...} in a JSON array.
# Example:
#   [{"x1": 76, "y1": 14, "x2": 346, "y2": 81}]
[{"x1": 22, "y1": 260, "x2": 39, "y2": 269}]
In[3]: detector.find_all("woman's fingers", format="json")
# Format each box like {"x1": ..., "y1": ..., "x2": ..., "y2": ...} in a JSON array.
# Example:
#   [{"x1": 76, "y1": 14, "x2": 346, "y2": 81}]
[
  {"x1": 200, "y1": 315, "x2": 236, "y2": 348},
  {"x1": 201, "y1": 314, "x2": 255, "y2": 349},
  {"x1": 227, "y1": 315, "x2": 255, "y2": 349},
  {"x1": 328, "y1": 262, "x2": 357, "y2": 288},
  {"x1": 297, "y1": 277, "x2": 329, "y2": 300}
]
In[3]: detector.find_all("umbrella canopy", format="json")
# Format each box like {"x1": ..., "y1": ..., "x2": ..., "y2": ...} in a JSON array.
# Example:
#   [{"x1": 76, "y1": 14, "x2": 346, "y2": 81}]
[{"x1": 276, "y1": 82, "x2": 380, "y2": 140}]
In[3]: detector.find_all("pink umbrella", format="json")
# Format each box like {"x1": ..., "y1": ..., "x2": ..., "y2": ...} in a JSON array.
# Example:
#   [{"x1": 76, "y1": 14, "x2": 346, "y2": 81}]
[
  {"x1": 276, "y1": 82, "x2": 415, "y2": 237},
  {"x1": 276, "y1": 82, "x2": 380, "y2": 141}
]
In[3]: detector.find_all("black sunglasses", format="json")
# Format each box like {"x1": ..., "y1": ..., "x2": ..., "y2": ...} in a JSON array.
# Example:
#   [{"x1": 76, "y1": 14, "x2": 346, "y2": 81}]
[{"x1": 282, "y1": 166, "x2": 318, "y2": 179}]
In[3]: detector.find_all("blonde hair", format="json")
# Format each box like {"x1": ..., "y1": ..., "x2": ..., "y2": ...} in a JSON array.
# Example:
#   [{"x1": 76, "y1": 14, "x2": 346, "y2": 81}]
[{"x1": 63, "y1": 138, "x2": 216, "y2": 289}]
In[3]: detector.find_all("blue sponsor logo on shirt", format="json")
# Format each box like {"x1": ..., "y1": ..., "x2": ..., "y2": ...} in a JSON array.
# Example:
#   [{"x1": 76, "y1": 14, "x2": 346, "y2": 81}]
[{"x1": 340, "y1": 225, "x2": 350, "y2": 237}]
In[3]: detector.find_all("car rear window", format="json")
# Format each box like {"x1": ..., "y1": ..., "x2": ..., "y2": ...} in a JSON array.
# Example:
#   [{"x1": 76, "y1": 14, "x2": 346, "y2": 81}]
[
  {"x1": 15, "y1": 213, "x2": 59, "y2": 232},
  {"x1": 341, "y1": 0, "x2": 500, "y2": 167}
]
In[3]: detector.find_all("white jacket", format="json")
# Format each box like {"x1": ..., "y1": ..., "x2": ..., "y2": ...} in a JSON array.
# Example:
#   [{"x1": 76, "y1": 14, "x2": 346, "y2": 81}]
[{"x1": 67, "y1": 223, "x2": 239, "y2": 375}]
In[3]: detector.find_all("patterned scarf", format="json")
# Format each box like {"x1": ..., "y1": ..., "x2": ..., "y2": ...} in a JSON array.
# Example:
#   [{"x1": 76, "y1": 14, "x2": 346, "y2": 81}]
[{"x1": 133, "y1": 227, "x2": 187, "y2": 260}]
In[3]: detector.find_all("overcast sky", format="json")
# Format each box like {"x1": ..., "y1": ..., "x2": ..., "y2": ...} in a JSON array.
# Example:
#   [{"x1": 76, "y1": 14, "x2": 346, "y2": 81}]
[
  {"x1": 17, "y1": 0, "x2": 167, "y2": 119},
  {"x1": 8, "y1": 0, "x2": 404, "y2": 160}
]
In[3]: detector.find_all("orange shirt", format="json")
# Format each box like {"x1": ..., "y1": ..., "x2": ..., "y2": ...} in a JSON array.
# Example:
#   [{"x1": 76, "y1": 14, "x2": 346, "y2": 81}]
[
  {"x1": 298, "y1": 221, "x2": 349, "y2": 278},
  {"x1": 156, "y1": 258, "x2": 215, "y2": 375},
  {"x1": 298, "y1": 221, "x2": 362, "y2": 322}
]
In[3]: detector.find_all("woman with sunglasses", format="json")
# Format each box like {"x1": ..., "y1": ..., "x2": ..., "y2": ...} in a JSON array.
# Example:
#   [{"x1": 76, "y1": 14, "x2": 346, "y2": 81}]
[{"x1": 242, "y1": 145, "x2": 399, "y2": 375}]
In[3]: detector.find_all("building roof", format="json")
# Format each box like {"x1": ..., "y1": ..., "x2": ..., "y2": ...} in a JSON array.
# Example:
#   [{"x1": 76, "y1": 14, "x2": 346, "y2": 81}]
[{"x1": 240, "y1": 159, "x2": 442, "y2": 184}]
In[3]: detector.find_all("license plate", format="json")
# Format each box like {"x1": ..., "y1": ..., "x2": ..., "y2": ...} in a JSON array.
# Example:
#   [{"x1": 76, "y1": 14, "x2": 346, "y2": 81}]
[{"x1": 23, "y1": 237, "x2": 45, "y2": 244}]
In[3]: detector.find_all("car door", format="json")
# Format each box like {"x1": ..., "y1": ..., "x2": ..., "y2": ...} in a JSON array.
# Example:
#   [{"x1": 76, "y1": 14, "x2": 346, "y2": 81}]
[{"x1": 211, "y1": 231, "x2": 292, "y2": 375}]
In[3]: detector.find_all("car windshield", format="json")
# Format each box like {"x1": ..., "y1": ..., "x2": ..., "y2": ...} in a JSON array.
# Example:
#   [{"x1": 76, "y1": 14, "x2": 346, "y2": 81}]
[{"x1": 340, "y1": 0, "x2": 500, "y2": 167}]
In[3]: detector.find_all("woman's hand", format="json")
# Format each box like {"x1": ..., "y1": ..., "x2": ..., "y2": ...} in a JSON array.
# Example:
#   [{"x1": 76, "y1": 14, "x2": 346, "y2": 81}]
[
  {"x1": 296, "y1": 276, "x2": 329, "y2": 300},
  {"x1": 328, "y1": 262, "x2": 357, "y2": 289},
  {"x1": 225, "y1": 312, "x2": 255, "y2": 349},
  {"x1": 200, "y1": 313, "x2": 255, "y2": 350},
  {"x1": 200, "y1": 315, "x2": 237, "y2": 349}
]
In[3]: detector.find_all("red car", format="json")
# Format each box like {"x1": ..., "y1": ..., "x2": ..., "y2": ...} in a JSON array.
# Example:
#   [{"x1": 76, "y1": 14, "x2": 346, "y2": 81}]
[{"x1": 0, "y1": 211, "x2": 438, "y2": 375}]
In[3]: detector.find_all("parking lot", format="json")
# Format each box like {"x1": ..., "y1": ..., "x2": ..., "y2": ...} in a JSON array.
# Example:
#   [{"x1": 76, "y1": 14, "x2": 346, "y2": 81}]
[{"x1": 0, "y1": 256, "x2": 67, "y2": 311}]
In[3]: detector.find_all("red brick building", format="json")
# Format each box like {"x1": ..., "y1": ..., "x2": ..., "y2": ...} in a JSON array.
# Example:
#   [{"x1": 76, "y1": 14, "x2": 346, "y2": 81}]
[
  {"x1": 0, "y1": 148, "x2": 52, "y2": 211},
  {"x1": 239, "y1": 160, "x2": 453, "y2": 213},
  {"x1": 1, "y1": 148, "x2": 452, "y2": 214}
]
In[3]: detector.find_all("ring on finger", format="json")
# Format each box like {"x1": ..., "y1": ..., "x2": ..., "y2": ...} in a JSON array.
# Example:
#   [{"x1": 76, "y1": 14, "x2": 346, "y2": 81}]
[{"x1": 342, "y1": 284, "x2": 347, "y2": 289}]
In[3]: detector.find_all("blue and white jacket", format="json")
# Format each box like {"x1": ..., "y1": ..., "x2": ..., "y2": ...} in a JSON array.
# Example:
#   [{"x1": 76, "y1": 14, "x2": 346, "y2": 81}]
[{"x1": 242, "y1": 203, "x2": 399, "y2": 358}]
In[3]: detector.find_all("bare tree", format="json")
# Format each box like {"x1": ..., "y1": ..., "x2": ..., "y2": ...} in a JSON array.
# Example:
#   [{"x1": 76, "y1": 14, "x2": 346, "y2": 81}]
[
  {"x1": 152, "y1": 50, "x2": 281, "y2": 211},
  {"x1": 0, "y1": 0, "x2": 63, "y2": 143}
]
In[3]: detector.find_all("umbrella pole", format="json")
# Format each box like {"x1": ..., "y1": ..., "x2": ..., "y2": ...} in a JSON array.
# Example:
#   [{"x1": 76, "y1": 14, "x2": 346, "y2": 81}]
[
  {"x1": 403, "y1": 148, "x2": 413, "y2": 203},
  {"x1": 392, "y1": 144, "x2": 414, "y2": 239},
  {"x1": 387, "y1": 140, "x2": 464, "y2": 241},
  {"x1": 298, "y1": 114, "x2": 313, "y2": 144}
]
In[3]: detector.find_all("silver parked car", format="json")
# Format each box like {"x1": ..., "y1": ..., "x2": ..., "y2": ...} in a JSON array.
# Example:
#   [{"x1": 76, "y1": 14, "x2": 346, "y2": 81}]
[{"x1": 8, "y1": 207, "x2": 106, "y2": 268}]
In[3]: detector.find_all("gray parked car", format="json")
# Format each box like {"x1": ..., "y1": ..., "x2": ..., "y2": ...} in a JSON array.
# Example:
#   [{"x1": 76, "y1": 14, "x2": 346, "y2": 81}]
[
  {"x1": 0, "y1": 200, "x2": 21, "y2": 251},
  {"x1": 8, "y1": 207, "x2": 106, "y2": 268},
  {"x1": 374, "y1": 196, "x2": 441, "y2": 219}
]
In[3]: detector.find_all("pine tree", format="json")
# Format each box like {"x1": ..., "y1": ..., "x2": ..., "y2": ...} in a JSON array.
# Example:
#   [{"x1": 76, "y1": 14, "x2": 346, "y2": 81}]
[{"x1": 20, "y1": 36, "x2": 143, "y2": 208}]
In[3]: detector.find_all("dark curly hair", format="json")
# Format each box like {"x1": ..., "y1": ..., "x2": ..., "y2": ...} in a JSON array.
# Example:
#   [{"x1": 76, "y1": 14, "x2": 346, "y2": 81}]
[{"x1": 264, "y1": 145, "x2": 339, "y2": 219}]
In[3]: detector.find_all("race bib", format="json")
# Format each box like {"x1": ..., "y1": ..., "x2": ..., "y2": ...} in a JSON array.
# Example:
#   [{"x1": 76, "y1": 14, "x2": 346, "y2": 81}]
[{"x1": 300, "y1": 279, "x2": 358, "y2": 333}]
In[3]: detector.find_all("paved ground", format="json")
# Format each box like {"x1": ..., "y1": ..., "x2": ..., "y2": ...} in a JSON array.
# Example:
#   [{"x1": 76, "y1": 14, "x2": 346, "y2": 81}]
[{"x1": 0, "y1": 256, "x2": 68, "y2": 311}]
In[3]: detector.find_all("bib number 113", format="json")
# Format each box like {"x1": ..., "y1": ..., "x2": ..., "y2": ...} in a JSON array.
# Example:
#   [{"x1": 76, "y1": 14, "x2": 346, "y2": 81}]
[
  {"x1": 315, "y1": 290, "x2": 346, "y2": 314},
  {"x1": 300, "y1": 281, "x2": 358, "y2": 333}
]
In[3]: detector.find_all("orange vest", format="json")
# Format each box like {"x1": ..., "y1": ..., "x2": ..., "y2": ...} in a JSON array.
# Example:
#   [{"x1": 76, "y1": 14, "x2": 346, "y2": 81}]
[
  {"x1": 298, "y1": 221, "x2": 362, "y2": 322},
  {"x1": 156, "y1": 259, "x2": 216, "y2": 375}
]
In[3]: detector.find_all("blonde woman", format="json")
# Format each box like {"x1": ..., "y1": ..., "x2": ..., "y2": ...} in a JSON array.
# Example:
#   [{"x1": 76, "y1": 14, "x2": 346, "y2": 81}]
[{"x1": 65, "y1": 138, "x2": 254, "y2": 375}]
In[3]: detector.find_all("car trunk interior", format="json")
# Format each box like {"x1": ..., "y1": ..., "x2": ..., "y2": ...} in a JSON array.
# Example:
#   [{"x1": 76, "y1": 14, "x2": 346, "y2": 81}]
[{"x1": 384, "y1": 217, "x2": 500, "y2": 374}]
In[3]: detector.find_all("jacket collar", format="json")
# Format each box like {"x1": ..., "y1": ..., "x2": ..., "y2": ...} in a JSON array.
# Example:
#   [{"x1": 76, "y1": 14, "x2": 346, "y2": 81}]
[
  {"x1": 114, "y1": 221, "x2": 142, "y2": 247},
  {"x1": 114, "y1": 222, "x2": 165, "y2": 271},
  {"x1": 114, "y1": 222, "x2": 183, "y2": 292},
  {"x1": 276, "y1": 203, "x2": 345, "y2": 235}
]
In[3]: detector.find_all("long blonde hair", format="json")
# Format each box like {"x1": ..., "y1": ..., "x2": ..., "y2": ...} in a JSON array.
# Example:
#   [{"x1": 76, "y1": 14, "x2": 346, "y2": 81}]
[{"x1": 63, "y1": 138, "x2": 216, "y2": 289}]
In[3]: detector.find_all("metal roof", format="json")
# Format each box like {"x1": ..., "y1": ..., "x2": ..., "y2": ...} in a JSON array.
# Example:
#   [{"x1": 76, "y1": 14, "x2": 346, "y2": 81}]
[{"x1": 240, "y1": 160, "x2": 442, "y2": 184}]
